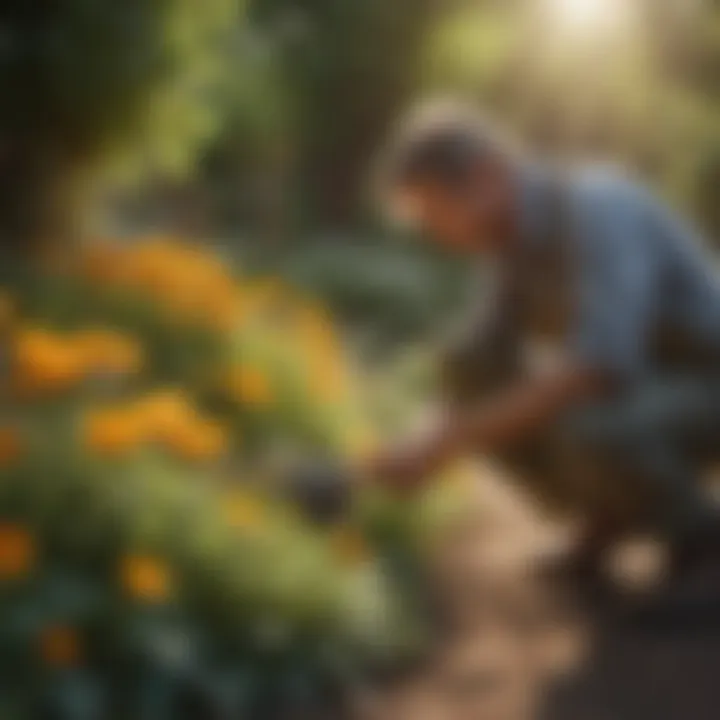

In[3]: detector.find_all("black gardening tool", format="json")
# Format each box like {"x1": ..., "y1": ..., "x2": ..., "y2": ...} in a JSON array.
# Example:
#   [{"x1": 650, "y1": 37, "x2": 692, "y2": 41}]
[{"x1": 276, "y1": 459, "x2": 358, "y2": 526}]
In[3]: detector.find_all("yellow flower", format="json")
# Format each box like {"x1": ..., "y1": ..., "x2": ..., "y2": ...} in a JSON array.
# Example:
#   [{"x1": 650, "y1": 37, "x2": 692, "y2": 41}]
[
  {"x1": 40, "y1": 625, "x2": 81, "y2": 667},
  {"x1": 121, "y1": 555, "x2": 173, "y2": 603},
  {"x1": 228, "y1": 366, "x2": 274, "y2": 407},
  {"x1": 0, "y1": 524, "x2": 35, "y2": 579},
  {"x1": 308, "y1": 353, "x2": 346, "y2": 402},
  {"x1": 0, "y1": 427, "x2": 23, "y2": 466},
  {"x1": 224, "y1": 493, "x2": 265, "y2": 530},
  {"x1": 83, "y1": 407, "x2": 146, "y2": 457}
]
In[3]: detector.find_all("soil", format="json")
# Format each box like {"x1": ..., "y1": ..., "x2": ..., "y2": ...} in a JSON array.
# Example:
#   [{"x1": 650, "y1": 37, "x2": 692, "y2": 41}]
[{"x1": 369, "y1": 466, "x2": 720, "y2": 720}]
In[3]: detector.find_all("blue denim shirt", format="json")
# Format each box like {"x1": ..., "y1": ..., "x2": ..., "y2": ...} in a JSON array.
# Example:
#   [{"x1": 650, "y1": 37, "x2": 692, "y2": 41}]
[{"x1": 515, "y1": 164, "x2": 720, "y2": 378}]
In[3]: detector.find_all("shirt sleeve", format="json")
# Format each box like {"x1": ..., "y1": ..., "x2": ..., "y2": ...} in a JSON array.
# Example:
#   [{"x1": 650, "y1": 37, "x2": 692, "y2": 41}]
[{"x1": 569, "y1": 193, "x2": 658, "y2": 379}]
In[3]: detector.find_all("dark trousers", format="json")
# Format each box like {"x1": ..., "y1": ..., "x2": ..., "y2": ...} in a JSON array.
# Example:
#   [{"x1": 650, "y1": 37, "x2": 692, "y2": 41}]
[{"x1": 492, "y1": 377, "x2": 720, "y2": 541}]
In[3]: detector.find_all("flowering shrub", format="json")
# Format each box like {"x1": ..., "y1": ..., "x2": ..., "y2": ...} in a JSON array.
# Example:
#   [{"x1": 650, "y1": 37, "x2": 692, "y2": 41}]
[{"x1": 0, "y1": 238, "x2": 442, "y2": 717}]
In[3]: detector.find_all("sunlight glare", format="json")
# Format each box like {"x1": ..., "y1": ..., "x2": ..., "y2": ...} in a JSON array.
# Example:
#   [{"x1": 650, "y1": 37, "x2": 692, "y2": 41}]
[{"x1": 546, "y1": 0, "x2": 623, "y2": 33}]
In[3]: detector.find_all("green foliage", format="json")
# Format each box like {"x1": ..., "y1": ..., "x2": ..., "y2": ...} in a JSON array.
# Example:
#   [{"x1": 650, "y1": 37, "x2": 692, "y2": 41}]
[
  {"x1": 0, "y1": 240, "x2": 463, "y2": 716},
  {"x1": 2, "y1": 0, "x2": 240, "y2": 176},
  {"x1": 0, "y1": 0, "x2": 242, "y2": 244}
]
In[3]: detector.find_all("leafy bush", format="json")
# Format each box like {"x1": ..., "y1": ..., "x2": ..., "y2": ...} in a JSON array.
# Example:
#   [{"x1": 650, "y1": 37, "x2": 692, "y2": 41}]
[
  {"x1": 0, "y1": 238, "x2": 473, "y2": 717},
  {"x1": 253, "y1": 237, "x2": 474, "y2": 351}
]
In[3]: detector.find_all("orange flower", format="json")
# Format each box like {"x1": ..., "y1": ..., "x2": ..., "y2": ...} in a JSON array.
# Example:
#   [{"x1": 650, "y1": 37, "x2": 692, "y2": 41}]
[
  {"x1": 132, "y1": 391, "x2": 232, "y2": 460},
  {"x1": 166, "y1": 419, "x2": 229, "y2": 461},
  {"x1": 124, "y1": 242, "x2": 179, "y2": 295},
  {"x1": 203, "y1": 287, "x2": 241, "y2": 331},
  {"x1": 75, "y1": 329, "x2": 143, "y2": 375},
  {"x1": 228, "y1": 366, "x2": 274, "y2": 407},
  {"x1": 224, "y1": 493, "x2": 265, "y2": 530},
  {"x1": 330, "y1": 526, "x2": 370, "y2": 567},
  {"x1": 12, "y1": 329, "x2": 86, "y2": 393},
  {"x1": 0, "y1": 524, "x2": 35, "y2": 579},
  {"x1": 121, "y1": 555, "x2": 173, "y2": 603},
  {"x1": 40, "y1": 625, "x2": 81, "y2": 667},
  {"x1": 83, "y1": 408, "x2": 146, "y2": 456},
  {"x1": 210, "y1": 303, "x2": 241, "y2": 331},
  {"x1": 135, "y1": 390, "x2": 197, "y2": 440},
  {"x1": 0, "y1": 427, "x2": 23, "y2": 466}
]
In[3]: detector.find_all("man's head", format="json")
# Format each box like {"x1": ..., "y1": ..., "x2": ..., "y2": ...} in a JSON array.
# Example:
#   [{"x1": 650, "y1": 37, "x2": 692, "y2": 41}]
[{"x1": 380, "y1": 102, "x2": 520, "y2": 253}]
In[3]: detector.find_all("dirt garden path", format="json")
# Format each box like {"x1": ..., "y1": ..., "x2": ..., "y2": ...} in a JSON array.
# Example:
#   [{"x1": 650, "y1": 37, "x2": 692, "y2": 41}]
[{"x1": 370, "y1": 465, "x2": 720, "y2": 720}]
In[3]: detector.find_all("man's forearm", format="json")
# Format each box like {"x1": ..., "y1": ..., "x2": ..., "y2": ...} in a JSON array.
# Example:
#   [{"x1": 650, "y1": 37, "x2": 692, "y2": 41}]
[{"x1": 441, "y1": 365, "x2": 605, "y2": 457}]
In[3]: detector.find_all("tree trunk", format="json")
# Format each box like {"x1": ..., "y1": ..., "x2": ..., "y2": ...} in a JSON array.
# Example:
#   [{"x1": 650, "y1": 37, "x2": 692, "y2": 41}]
[{"x1": 0, "y1": 144, "x2": 89, "y2": 254}]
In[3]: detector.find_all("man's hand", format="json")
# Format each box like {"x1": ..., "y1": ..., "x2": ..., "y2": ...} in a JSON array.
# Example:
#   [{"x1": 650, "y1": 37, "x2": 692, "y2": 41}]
[{"x1": 365, "y1": 419, "x2": 460, "y2": 490}]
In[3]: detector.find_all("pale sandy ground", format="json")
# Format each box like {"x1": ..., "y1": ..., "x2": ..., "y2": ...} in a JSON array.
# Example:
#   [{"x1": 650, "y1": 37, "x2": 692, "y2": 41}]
[
  {"x1": 363, "y1": 466, "x2": 720, "y2": 720},
  {"x1": 377, "y1": 468, "x2": 587, "y2": 720}
]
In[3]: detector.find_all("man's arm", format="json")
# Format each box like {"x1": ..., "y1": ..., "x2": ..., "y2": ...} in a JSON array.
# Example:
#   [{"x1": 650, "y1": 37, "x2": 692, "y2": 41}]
[
  {"x1": 369, "y1": 174, "x2": 658, "y2": 489},
  {"x1": 367, "y1": 363, "x2": 607, "y2": 489}
]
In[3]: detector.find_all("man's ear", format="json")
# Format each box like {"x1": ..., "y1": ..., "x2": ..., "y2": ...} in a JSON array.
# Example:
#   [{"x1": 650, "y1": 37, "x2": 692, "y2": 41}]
[{"x1": 387, "y1": 182, "x2": 426, "y2": 232}]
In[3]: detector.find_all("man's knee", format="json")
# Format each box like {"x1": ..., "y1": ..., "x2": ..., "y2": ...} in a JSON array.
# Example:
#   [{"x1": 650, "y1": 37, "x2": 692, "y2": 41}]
[{"x1": 547, "y1": 403, "x2": 658, "y2": 520}]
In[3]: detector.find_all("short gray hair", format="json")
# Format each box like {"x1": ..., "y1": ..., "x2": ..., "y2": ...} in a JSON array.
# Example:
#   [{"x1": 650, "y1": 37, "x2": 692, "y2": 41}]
[{"x1": 379, "y1": 99, "x2": 515, "y2": 194}]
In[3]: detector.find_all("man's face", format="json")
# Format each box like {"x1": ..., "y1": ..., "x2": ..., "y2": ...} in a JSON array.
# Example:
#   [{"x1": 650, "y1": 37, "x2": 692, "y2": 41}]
[{"x1": 395, "y1": 161, "x2": 514, "y2": 253}]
